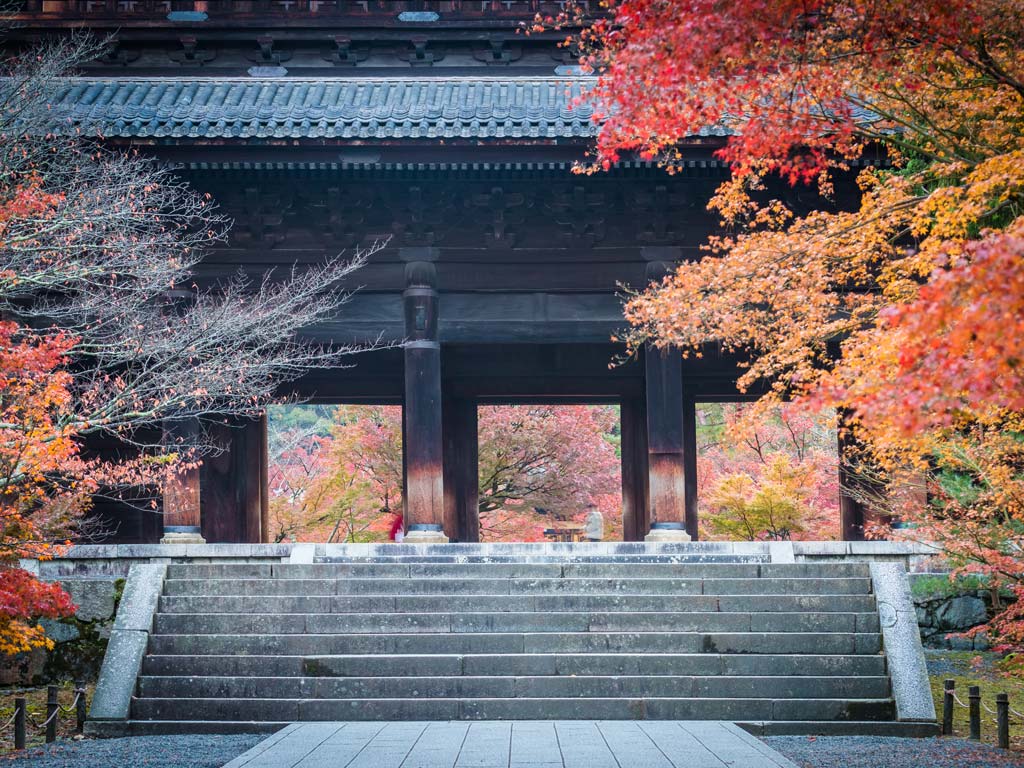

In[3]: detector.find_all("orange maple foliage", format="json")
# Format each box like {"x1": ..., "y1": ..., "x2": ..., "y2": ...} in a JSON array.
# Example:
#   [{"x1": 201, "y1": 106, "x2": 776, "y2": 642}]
[
  {"x1": 0, "y1": 320, "x2": 80, "y2": 653},
  {"x1": 552, "y1": 1, "x2": 1024, "y2": 656}
]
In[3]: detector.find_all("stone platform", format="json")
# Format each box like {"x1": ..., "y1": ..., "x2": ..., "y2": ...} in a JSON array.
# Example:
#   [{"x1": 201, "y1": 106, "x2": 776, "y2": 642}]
[{"x1": 222, "y1": 721, "x2": 798, "y2": 768}]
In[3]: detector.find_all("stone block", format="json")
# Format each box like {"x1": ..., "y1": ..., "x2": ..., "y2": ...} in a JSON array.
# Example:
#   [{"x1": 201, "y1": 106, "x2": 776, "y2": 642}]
[
  {"x1": 467, "y1": 654, "x2": 557, "y2": 676},
  {"x1": 749, "y1": 612, "x2": 857, "y2": 633},
  {"x1": 64, "y1": 579, "x2": 118, "y2": 621},
  {"x1": 704, "y1": 632, "x2": 855, "y2": 655},
  {"x1": 38, "y1": 618, "x2": 80, "y2": 644},
  {"x1": 793, "y1": 541, "x2": 850, "y2": 558},
  {"x1": 308, "y1": 613, "x2": 450, "y2": 634},
  {"x1": 772, "y1": 697, "x2": 895, "y2": 721},
  {"x1": 703, "y1": 577, "x2": 871, "y2": 595},
  {"x1": 760, "y1": 563, "x2": 870, "y2": 578},
  {"x1": 299, "y1": 698, "x2": 458, "y2": 721},
  {"x1": 113, "y1": 564, "x2": 167, "y2": 632},
  {"x1": 592, "y1": 611, "x2": 749, "y2": 633},
  {"x1": 869, "y1": 561, "x2": 936, "y2": 722},
  {"x1": 65, "y1": 544, "x2": 119, "y2": 559},
  {"x1": 768, "y1": 541, "x2": 796, "y2": 563},
  {"x1": 287, "y1": 543, "x2": 316, "y2": 564},
  {"x1": 452, "y1": 612, "x2": 586, "y2": 633},
  {"x1": 305, "y1": 654, "x2": 462, "y2": 678},
  {"x1": 144, "y1": 654, "x2": 303, "y2": 677},
  {"x1": 645, "y1": 698, "x2": 774, "y2": 720},
  {"x1": 89, "y1": 629, "x2": 148, "y2": 720},
  {"x1": 133, "y1": 696, "x2": 300, "y2": 722},
  {"x1": 935, "y1": 596, "x2": 988, "y2": 630}
]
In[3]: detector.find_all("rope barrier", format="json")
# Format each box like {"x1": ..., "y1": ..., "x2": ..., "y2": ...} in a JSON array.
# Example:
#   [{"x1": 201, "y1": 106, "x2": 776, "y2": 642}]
[
  {"x1": 950, "y1": 690, "x2": 969, "y2": 708},
  {"x1": 2, "y1": 685, "x2": 86, "y2": 748},
  {"x1": 0, "y1": 709, "x2": 19, "y2": 730},
  {"x1": 27, "y1": 706, "x2": 61, "y2": 731},
  {"x1": 57, "y1": 691, "x2": 82, "y2": 715}
]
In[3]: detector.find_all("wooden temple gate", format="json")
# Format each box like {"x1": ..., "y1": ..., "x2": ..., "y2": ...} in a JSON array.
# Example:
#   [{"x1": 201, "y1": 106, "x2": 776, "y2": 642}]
[{"x1": 9, "y1": 2, "x2": 868, "y2": 544}]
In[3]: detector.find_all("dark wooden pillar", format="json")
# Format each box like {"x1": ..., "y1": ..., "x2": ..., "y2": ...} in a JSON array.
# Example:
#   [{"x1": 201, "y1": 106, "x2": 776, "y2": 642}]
[
  {"x1": 200, "y1": 416, "x2": 264, "y2": 543},
  {"x1": 157, "y1": 287, "x2": 205, "y2": 544},
  {"x1": 402, "y1": 252, "x2": 448, "y2": 542},
  {"x1": 620, "y1": 396, "x2": 650, "y2": 542},
  {"x1": 640, "y1": 253, "x2": 690, "y2": 541},
  {"x1": 258, "y1": 412, "x2": 270, "y2": 544},
  {"x1": 838, "y1": 412, "x2": 866, "y2": 541},
  {"x1": 443, "y1": 394, "x2": 479, "y2": 543},
  {"x1": 644, "y1": 342, "x2": 689, "y2": 540},
  {"x1": 243, "y1": 417, "x2": 264, "y2": 544},
  {"x1": 682, "y1": 393, "x2": 699, "y2": 540},
  {"x1": 160, "y1": 419, "x2": 204, "y2": 544}
]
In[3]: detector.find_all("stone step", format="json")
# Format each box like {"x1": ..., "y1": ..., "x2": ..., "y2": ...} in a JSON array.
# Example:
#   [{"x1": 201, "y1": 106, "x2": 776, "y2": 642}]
[
  {"x1": 142, "y1": 652, "x2": 888, "y2": 679},
  {"x1": 157, "y1": 592, "x2": 880, "y2": 615},
  {"x1": 160, "y1": 576, "x2": 873, "y2": 597},
  {"x1": 315, "y1": 555, "x2": 773, "y2": 563},
  {"x1": 164, "y1": 562, "x2": 869, "y2": 580},
  {"x1": 314, "y1": 543, "x2": 765, "y2": 557},
  {"x1": 136, "y1": 674, "x2": 892, "y2": 700},
  {"x1": 130, "y1": 696, "x2": 896, "y2": 722},
  {"x1": 153, "y1": 611, "x2": 880, "y2": 635},
  {"x1": 147, "y1": 631, "x2": 883, "y2": 656}
]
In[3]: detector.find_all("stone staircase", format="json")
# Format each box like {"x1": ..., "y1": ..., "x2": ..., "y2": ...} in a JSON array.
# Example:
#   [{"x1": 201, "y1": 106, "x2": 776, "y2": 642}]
[{"x1": 119, "y1": 551, "x2": 932, "y2": 733}]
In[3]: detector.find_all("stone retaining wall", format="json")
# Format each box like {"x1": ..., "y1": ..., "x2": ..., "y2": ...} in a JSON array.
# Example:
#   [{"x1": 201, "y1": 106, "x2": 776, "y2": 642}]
[{"x1": 909, "y1": 573, "x2": 1000, "y2": 651}]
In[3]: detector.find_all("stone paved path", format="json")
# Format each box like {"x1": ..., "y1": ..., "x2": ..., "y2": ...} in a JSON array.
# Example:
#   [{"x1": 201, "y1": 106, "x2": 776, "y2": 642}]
[{"x1": 221, "y1": 721, "x2": 798, "y2": 768}]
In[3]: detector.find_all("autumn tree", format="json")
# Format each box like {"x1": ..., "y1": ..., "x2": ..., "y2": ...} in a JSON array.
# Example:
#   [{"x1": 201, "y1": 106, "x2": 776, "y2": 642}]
[
  {"x1": 266, "y1": 404, "x2": 622, "y2": 543},
  {"x1": 545, "y1": 1, "x2": 1024, "y2": 654},
  {"x1": 267, "y1": 408, "x2": 396, "y2": 544},
  {"x1": 476, "y1": 406, "x2": 621, "y2": 541},
  {"x1": 0, "y1": 37, "x2": 380, "y2": 653},
  {"x1": 698, "y1": 405, "x2": 838, "y2": 541}
]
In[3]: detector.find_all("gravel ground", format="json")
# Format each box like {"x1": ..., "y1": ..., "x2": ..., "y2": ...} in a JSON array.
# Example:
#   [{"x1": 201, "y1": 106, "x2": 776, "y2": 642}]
[
  {"x1": 767, "y1": 736, "x2": 1024, "y2": 768},
  {"x1": 9, "y1": 733, "x2": 1024, "y2": 768},
  {"x1": 3, "y1": 734, "x2": 263, "y2": 768}
]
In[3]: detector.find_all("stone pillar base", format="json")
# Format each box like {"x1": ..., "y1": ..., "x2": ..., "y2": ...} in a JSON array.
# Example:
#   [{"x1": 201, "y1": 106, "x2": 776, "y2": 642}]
[
  {"x1": 644, "y1": 527, "x2": 691, "y2": 543},
  {"x1": 160, "y1": 527, "x2": 206, "y2": 545},
  {"x1": 404, "y1": 528, "x2": 450, "y2": 544}
]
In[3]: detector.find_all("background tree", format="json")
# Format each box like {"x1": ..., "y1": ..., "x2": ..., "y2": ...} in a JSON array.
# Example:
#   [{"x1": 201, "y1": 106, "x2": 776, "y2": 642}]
[
  {"x1": 698, "y1": 405, "x2": 838, "y2": 541},
  {"x1": 0, "y1": 37, "x2": 381, "y2": 653},
  {"x1": 265, "y1": 404, "x2": 623, "y2": 543},
  {"x1": 476, "y1": 406, "x2": 621, "y2": 541},
  {"x1": 546, "y1": 0, "x2": 1024, "y2": 657}
]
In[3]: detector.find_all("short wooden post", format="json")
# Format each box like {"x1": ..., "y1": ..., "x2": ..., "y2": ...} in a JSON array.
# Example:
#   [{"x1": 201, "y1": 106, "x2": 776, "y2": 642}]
[
  {"x1": 969, "y1": 685, "x2": 982, "y2": 741},
  {"x1": 13, "y1": 697, "x2": 26, "y2": 749},
  {"x1": 942, "y1": 679, "x2": 955, "y2": 735},
  {"x1": 997, "y1": 693, "x2": 1010, "y2": 749},
  {"x1": 75, "y1": 681, "x2": 87, "y2": 735},
  {"x1": 46, "y1": 685, "x2": 58, "y2": 743}
]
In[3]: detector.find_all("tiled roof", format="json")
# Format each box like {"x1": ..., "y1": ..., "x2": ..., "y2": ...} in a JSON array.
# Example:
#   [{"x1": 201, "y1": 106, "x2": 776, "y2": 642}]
[{"x1": 48, "y1": 77, "x2": 654, "y2": 141}]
